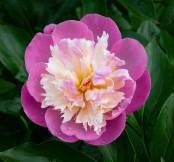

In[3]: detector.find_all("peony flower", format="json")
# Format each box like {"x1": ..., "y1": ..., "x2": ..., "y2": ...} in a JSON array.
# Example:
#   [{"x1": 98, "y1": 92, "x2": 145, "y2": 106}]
[{"x1": 21, "y1": 14, "x2": 151, "y2": 145}]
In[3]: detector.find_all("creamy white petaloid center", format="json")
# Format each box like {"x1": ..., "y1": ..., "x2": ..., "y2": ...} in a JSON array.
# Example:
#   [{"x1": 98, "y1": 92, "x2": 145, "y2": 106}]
[{"x1": 41, "y1": 32, "x2": 130, "y2": 134}]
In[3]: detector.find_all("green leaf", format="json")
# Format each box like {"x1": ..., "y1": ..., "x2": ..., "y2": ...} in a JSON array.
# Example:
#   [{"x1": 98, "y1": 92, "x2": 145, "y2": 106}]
[
  {"x1": 125, "y1": 125, "x2": 150, "y2": 162},
  {"x1": 1, "y1": 0, "x2": 35, "y2": 34},
  {"x1": 99, "y1": 132, "x2": 135, "y2": 162},
  {"x1": 159, "y1": 23, "x2": 174, "y2": 36},
  {"x1": 142, "y1": 39, "x2": 174, "y2": 128},
  {"x1": 108, "y1": 4, "x2": 131, "y2": 30},
  {"x1": 0, "y1": 140, "x2": 96, "y2": 162},
  {"x1": 160, "y1": 30, "x2": 174, "y2": 65},
  {"x1": 0, "y1": 86, "x2": 22, "y2": 116},
  {"x1": 161, "y1": 157, "x2": 165, "y2": 162},
  {"x1": 122, "y1": 31, "x2": 149, "y2": 47},
  {"x1": 0, "y1": 62, "x2": 17, "y2": 83},
  {"x1": 130, "y1": 15, "x2": 143, "y2": 30},
  {"x1": 137, "y1": 21, "x2": 160, "y2": 41},
  {"x1": 168, "y1": 153, "x2": 174, "y2": 162},
  {"x1": 81, "y1": 0, "x2": 107, "y2": 16},
  {"x1": 1, "y1": 0, "x2": 80, "y2": 33},
  {"x1": 99, "y1": 145, "x2": 114, "y2": 162},
  {"x1": 118, "y1": 0, "x2": 155, "y2": 19},
  {"x1": 116, "y1": 132, "x2": 135, "y2": 162},
  {"x1": 149, "y1": 93, "x2": 174, "y2": 162},
  {"x1": 0, "y1": 113, "x2": 31, "y2": 152},
  {"x1": 0, "y1": 25, "x2": 31, "y2": 82},
  {"x1": 80, "y1": 142, "x2": 103, "y2": 162},
  {"x1": 157, "y1": 0, "x2": 174, "y2": 24},
  {"x1": 0, "y1": 79, "x2": 15, "y2": 95},
  {"x1": 126, "y1": 113, "x2": 142, "y2": 137},
  {"x1": 49, "y1": 0, "x2": 80, "y2": 23}
]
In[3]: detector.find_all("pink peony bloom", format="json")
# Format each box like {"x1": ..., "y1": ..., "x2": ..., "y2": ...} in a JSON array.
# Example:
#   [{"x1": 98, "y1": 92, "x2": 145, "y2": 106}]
[{"x1": 21, "y1": 14, "x2": 151, "y2": 145}]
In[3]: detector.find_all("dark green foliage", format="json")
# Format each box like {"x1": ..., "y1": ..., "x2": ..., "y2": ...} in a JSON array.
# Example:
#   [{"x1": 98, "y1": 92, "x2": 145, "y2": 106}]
[{"x1": 0, "y1": 140, "x2": 96, "y2": 162}]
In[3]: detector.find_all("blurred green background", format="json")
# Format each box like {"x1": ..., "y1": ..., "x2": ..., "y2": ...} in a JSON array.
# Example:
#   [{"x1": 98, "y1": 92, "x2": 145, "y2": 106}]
[{"x1": 0, "y1": 0, "x2": 174, "y2": 161}]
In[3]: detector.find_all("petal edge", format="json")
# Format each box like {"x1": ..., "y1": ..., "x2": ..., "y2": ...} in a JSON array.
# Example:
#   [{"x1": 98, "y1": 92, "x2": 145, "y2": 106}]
[
  {"x1": 81, "y1": 14, "x2": 121, "y2": 50},
  {"x1": 86, "y1": 113, "x2": 126, "y2": 145},
  {"x1": 111, "y1": 38, "x2": 147, "y2": 80},
  {"x1": 52, "y1": 20, "x2": 94, "y2": 45},
  {"x1": 25, "y1": 33, "x2": 53, "y2": 73},
  {"x1": 126, "y1": 69, "x2": 151, "y2": 114},
  {"x1": 21, "y1": 84, "x2": 47, "y2": 127}
]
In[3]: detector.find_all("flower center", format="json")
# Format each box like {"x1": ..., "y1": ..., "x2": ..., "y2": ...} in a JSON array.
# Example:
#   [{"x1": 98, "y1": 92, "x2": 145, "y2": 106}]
[
  {"x1": 79, "y1": 76, "x2": 92, "y2": 92},
  {"x1": 40, "y1": 31, "x2": 128, "y2": 135}
]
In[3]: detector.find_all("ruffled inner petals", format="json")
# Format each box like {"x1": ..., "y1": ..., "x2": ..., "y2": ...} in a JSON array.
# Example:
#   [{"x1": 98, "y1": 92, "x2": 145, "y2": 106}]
[{"x1": 41, "y1": 31, "x2": 134, "y2": 135}]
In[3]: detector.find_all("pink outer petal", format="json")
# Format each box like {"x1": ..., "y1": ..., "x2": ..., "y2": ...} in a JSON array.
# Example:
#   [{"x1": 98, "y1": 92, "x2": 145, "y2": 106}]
[
  {"x1": 126, "y1": 69, "x2": 151, "y2": 114},
  {"x1": 119, "y1": 79, "x2": 136, "y2": 99},
  {"x1": 61, "y1": 119, "x2": 106, "y2": 141},
  {"x1": 45, "y1": 107, "x2": 78, "y2": 142},
  {"x1": 111, "y1": 38, "x2": 147, "y2": 80},
  {"x1": 86, "y1": 113, "x2": 126, "y2": 146},
  {"x1": 52, "y1": 20, "x2": 94, "y2": 44},
  {"x1": 27, "y1": 62, "x2": 47, "y2": 102},
  {"x1": 25, "y1": 33, "x2": 53, "y2": 73},
  {"x1": 106, "y1": 79, "x2": 136, "y2": 120},
  {"x1": 21, "y1": 84, "x2": 47, "y2": 127},
  {"x1": 44, "y1": 24, "x2": 56, "y2": 34},
  {"x1": 81, "y1": 14, "x2": 121, "y2": 50}
]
